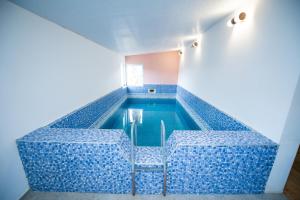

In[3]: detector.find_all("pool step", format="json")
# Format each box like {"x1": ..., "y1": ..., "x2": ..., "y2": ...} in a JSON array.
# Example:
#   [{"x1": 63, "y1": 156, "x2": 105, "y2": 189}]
[
  {"x1": 134, "y1": 147, "x2": 165, "y2": 194},
  {"x1": 130, "y1": 120, "x2": 167, "y2": 195},
  {"x1": 135, "y1": 147, "x2": 163, "y2": 169}
]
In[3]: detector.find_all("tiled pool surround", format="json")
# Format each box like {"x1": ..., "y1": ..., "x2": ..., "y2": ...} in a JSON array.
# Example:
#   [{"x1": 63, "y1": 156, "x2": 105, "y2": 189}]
[
  {"x1": 50, "y1": 87, "x2": 127, "y2": 129},
  {"x1": 176, "y1": 86, "x2": 252, "y2": 131},
  {"x1": 17, "y1": 84, "x2": 278, "y2": 194},
  {"x1": 127, "y1": 84, "x2": 177, "y2": 94}
]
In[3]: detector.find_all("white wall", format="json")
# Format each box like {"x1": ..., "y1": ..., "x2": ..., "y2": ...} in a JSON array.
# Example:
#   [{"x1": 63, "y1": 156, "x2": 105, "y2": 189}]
[
  {"x1": 266, "y1": 75, "x2": 300, "y2": 192},
  {"x1": 0, "y1": 1, "x2": 124, "y2": 199},
  {"x1": 178, "y1": 0, "x2": 300, "y2": 144},
  {"x1": 178, "y1": 0, "x2": 300, "y2": 193}
]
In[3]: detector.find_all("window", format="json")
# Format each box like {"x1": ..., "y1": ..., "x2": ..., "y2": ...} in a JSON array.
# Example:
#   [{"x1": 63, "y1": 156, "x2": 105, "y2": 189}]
[{"x1": 126, "y1": 64, "x2": 143, "y2": 86}]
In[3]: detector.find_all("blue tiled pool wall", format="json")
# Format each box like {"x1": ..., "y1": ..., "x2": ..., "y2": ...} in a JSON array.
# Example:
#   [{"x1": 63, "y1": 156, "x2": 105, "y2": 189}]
[
  {"x1": 17, "y1": 128, "x2": 277, "y2": 194},
  {"x1": 167, "y1": 144, "x2": 277, "y2": 194},
  {"x1": 136, "y1": 171, "x2": 164, "y2": 194},
  {"x1": 166, "y1": 130, "x2": 277, "y2": 194},
  {"x1": 48, "y1": 85, "x2": 177, "y2": 130},
  {"x1": 50, "y1": 87, "x2": 127, "y2": 129},
  {"x1": 17, "y1": 128, "x2": 132, "y2": 193},
  {"x1": 17, "y1": 84, "x2": 278, "y2": 194},
  {"x1": 176, "y1": 86, "x2": 251, "y2": 131},
  {"x1": 127, "y1": 84, "x2": 177, "y2": 94},
  {"x1": 47, "y1": 84, "x2": 251, "y2": 132}
]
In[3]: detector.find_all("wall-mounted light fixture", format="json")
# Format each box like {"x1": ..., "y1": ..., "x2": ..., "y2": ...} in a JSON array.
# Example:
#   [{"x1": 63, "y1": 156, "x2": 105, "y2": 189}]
[
  {"x1": 191, "y1": 40, "x2": 199, "y2": 48},
  {"x1": 178, "y1": 50, "x2": 183, "y2": 55},
  {"x1": 230, "y1": 12, "x2": 247, "y2": 26}
]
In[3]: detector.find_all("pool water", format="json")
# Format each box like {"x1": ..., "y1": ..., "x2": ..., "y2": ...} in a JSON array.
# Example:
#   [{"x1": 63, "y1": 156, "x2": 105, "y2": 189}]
[{"x1": 101, "y1": 98, "x2": 200, "y2": 146}]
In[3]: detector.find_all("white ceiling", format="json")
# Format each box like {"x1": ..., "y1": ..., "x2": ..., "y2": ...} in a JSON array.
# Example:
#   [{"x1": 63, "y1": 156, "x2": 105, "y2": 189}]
[{"x1": 10, "y1": 0, "x2": 245, "y2": 55}]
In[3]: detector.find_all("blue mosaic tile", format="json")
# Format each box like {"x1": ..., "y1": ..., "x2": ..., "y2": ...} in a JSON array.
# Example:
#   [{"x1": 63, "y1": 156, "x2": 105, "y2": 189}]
[
  {"x1": 166, "y1": 130, "x2": 277, "y2": 194},
  {"x1": 133, "y1": 147, "x2": 165, "y2": 194},
  {"x1": 167, "y1": 130, "x2": 276, "y2": 147},
  {"x1": 127, "y1": 93, "x2": 176, "y2": 99},
  {"x1": 16, "y1": 85, "x2": 278, "y2": 195},
  {"x1": 177, "y1": 96, "x2": 211, "y2": 130},
  {"x1": 19, "y1": 128, "x2": 127, "y2": 143},
  {"x1": 177, "y1": 86, "x2": 251, "y2": 131},
  {"x1": 135, "y1": 147, "x2": 163, "y2": 169},
  {"x1": 135, "y1": 170, "x2": 163, "y2": 194},
  {"x1": 50, "y1": 88, "x2": 127, "y2": 129},
  {"x1": 127, "y1": 84, "x2": 177, "y2": 94},
  {"x1": 17, "y1": 128, "x2": 132, "y2": 193}
]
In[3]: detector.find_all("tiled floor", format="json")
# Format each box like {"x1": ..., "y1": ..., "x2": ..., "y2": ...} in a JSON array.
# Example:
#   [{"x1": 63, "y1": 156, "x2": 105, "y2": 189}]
[{"x1": 21, "y1": 190, "x2": 287, "y2": 200}]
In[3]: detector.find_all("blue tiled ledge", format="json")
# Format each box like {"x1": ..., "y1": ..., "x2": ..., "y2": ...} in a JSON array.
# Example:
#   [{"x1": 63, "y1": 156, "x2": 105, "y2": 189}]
[
  {"x1": 166, "y1": 130, "x2": 278, "y2": 194},
  {"x1": 167, "y1": 130, "x2": 276, "y2": 147},
  {"x1": 18, "y1": 128, "x2": 130, "y2": 145},
  {"x1": 177, "y1": 86, "x2": 251, "y2": 131},
  {"x1": 17, "y1": 128, "x2": 132, "y2": 193},
  {"x1": 127, "y1": 84, "x2": 177, "y2": 94},
  {"x1": 49, "y1": 87, "x2": 127, "y2": 129}
]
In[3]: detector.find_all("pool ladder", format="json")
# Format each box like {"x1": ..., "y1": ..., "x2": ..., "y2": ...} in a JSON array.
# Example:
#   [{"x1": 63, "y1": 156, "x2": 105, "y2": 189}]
[{"x1": 130, "y1": 120, "x2": 167, "y2": 196}]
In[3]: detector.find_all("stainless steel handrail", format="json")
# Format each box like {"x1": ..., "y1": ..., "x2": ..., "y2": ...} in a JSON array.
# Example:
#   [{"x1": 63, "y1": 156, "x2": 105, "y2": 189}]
[
  {"x1": 161, "y1": 120, "x2": 167, "y2": 196},
  {"x1": 131, "y1": 120, "x2": 136, "y2": 196},
  {"x1": 131, "y1": 120, "x2": 166, "y2": 196}
]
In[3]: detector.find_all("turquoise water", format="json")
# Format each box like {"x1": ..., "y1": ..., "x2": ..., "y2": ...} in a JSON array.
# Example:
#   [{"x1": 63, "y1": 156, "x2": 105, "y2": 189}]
[{"x1": 101, "y1": 98, "x2": 200, "y2": 146}]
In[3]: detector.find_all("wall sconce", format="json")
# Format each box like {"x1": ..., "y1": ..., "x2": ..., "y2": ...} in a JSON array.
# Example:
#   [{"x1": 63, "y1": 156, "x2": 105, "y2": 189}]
[
  {"x1": 230, "y1": 12, "x2": 247, "y2": 25},
  {"x1": 191, "y1": 40, "x2": 199, "y2": 48},
  {"x1": 178, "y1": 50, "x2": 183, "y2": 55}
]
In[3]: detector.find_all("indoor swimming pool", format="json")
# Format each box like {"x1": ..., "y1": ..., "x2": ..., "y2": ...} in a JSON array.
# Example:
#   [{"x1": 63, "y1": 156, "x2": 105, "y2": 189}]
[
  {"x1": 17, "y1": 86, "x2": 278, "y2": 194},
  {"x1": 100, "y1": 98, "x2": 200, "y2": 146}
]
